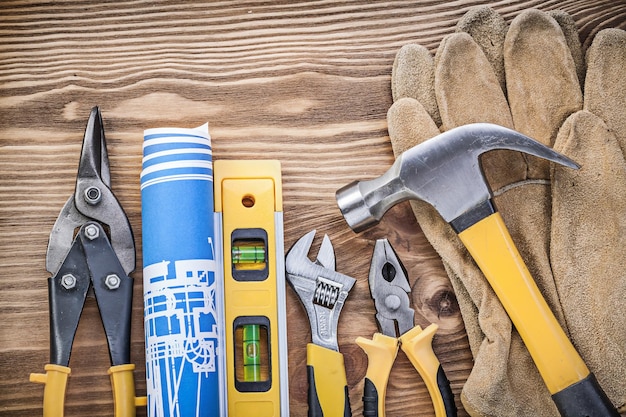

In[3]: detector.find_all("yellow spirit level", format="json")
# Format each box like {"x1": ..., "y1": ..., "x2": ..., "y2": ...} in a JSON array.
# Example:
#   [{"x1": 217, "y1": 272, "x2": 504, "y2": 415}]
[{"x1": 214, "y1": 160, "x2": 289, "y2": 416}]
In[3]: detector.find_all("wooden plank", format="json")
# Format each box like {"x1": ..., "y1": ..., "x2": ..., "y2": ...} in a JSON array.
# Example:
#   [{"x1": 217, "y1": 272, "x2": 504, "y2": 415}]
[{"x1": 0, "y1": 1, "x2": 624, "y2": 416}]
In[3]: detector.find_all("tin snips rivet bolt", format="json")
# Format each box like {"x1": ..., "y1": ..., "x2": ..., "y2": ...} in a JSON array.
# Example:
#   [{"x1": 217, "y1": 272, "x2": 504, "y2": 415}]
[
  {"x1": 84, "y1": 224, "x2": 99, "y2": 240},
  {"x1": 61, "y1": 274, "x2": 77, "y2": 290},
  {"x1": 104, "y1": 274, "x2": 121, "y2": 290},
  {"x1": 84, "y1": 186, "x2": 102, "y2": 205}
]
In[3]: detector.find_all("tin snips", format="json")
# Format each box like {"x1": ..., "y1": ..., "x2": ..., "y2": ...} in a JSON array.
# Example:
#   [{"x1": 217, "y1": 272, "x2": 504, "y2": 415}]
[{"x1": 30, "y1": 107, "x2": 146, "y2": 417}]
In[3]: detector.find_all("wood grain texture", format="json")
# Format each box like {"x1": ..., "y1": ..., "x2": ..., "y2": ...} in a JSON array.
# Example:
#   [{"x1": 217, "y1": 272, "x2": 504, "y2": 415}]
[{"x1": 1, "y1": 1, "x2": 625, "y2": 416}]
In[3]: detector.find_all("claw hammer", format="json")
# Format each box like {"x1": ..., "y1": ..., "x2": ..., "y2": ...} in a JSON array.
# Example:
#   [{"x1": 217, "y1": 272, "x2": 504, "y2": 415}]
[{"x1": 336, "y1": 123, "x2": 619, "y2": 417}]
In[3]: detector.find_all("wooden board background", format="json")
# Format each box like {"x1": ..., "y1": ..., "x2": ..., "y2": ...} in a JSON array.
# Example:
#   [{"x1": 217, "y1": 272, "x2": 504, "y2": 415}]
[{"x1": 1, "y1": 1, "x2": 625, "y2": 416}]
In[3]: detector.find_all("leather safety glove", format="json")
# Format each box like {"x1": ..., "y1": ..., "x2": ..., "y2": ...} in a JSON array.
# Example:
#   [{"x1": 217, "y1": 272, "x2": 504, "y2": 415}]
[{"x1": 387, "y1": 6, "x2": 625, "y2": 416}]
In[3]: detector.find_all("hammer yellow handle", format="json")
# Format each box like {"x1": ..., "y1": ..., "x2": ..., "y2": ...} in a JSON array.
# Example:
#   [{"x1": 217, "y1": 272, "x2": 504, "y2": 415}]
[
  {"x1": 457, "y1": 212, "x2": 589, "y2": 393},
  {"x1": 307, "y1": 343, "x2": 351, "y2": 417}
]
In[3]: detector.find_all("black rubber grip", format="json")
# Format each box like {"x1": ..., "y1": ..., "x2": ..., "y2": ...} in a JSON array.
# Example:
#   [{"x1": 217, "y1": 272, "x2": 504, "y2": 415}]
[
  {"x1": 551, "y1": 373, "x2": 619, "y2": 417},
  {"x1": 306, "y1": 365, "x2": 352, "y2": 417},
  {"x1": 362, "y1": 377, "x2": 378, "y2": 417},
  {"x1": 437, "y1": 365, "x2": 458, "y2": 417},
  {"x1": 307, "y1": 365, "x2": 324, "y2": 417},
  {"x1": 343, "y1": 385, "x2": 352, "y2": 417},
  {"x1": 362, "y1": 368, "x2": 456, "y2": 417}
]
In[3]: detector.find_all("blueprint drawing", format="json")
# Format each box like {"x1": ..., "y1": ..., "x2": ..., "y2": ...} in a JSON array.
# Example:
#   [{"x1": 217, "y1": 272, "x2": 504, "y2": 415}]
[{"x1": 141, "y1": 124, "x2": 222, "y2": 417}]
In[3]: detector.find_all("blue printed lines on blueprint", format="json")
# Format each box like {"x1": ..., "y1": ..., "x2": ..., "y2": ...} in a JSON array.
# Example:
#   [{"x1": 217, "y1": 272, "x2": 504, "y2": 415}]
[{"x1": 141, "y1": 124, "x2": 213, "y2": 190}]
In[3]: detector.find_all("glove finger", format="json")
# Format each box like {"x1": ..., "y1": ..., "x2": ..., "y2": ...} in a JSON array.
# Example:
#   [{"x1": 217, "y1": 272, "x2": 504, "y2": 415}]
[
  {"x1": 386, "y1": 99, "x2": 485, "y2": 353},
  {"x1": 493, "y1": 10, "x2": 582, "y2": 335},
  {"x1": 551, "y1": 110, "x2": 626, "y2": 410},
  {"x1": 435, "y1": 32, "x2": 512, "y2": 131},
  {"x1": 434, "y1": 32, "x2": 527, "y2": 193},
  {"x1": 438, "y1": 11, "x2": 572, "y2": 416},
  {"x1": 584, "y1": 28, "x2": 626, "y2": 153},
  {"x1": 547, "y1": 10, "x2": 586, "y2": 87},
  {"x1": 552, "y1": 28, "x2": 626, "y2": 410},
  {"x1": 387, "y1": 98, "x2": 496, "y2": 354},
  {"x1": 387, "y1": 97, "x2": 439, "y2": 157},
  {"x1": 504, "y1": 9, "x2": 582, "y2": 161},
  {"x1": 455, "y1": 6, "x2": 508, "y2": 94},
  {"x1": 386, "y1": 100, "x2": 525, "y2": 386},
  {"x1": 391, "y1": 43, "x2": 441, "y2": 126}
]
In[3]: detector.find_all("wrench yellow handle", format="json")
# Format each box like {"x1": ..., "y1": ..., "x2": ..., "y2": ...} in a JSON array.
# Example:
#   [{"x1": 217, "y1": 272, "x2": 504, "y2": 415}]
[
  {"x1": 458, "y1": 212, "x2": 589, "y2": 393},
  {"x1": 307, "y1": 343, "x2": 351, "y2": 417},
  {"x1": 355, "y1": 333, "x2": 399, "y2": 416},
  {"x1": 400, "y1": 324, "x2": 456, "y2": 417},
  {"x1": 30, "y1": 364, "x2": 71, "y2": 417}
]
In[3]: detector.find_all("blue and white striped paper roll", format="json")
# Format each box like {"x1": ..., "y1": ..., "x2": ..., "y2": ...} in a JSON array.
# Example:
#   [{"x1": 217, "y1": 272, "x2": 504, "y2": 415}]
[{"x1": 141, "y1": 124, "x2": 223, "y2": 417}]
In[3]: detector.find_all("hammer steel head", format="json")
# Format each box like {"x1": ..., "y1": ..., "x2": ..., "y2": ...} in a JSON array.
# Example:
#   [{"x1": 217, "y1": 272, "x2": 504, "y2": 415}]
[{"x1": 336, "y1": 123, "x2": 579, "y2": 232}]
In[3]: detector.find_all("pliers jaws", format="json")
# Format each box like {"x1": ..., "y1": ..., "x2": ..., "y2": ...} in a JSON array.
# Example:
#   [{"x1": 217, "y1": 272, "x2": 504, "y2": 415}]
[{"x1": 369, "y1": 239, "x2": 414, "y2": 338}]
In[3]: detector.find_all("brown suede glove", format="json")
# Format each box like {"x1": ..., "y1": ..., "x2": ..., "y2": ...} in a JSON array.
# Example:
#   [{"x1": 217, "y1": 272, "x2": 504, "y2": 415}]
[{"x1": 388, "y1": 7, "x2": 626, "y2": 416}]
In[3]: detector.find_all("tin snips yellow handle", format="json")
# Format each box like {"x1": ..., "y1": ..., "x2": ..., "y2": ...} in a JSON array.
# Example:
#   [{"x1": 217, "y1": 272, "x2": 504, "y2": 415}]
[
  {"x1": 31, "y1": 363, "x2": 146, "y2": 417},
  {"x1": 30, "y1": 364, "x2": 71, "y2": 417},
  {"x1": 109, "y1": 364, "x2": 147, "y2": 417}
]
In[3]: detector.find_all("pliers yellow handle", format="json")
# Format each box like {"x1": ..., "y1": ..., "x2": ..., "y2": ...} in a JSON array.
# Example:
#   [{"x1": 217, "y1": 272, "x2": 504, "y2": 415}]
[
  {"x1": 400, "y1": 324, "x2": 455, "y2": 417},
  {"x1": 30, "y1": 364, "x2": 147, "y2": 417},
  {"x1": 355, "y1": 334, "x2": 397, "y2": 416},
  {"x1": 357, "y1": 324, "x2": 455, "y2": 417}
]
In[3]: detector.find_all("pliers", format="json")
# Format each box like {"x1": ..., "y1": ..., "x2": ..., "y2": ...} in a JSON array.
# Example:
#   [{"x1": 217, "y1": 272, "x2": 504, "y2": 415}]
[
  {"x1": 356, "y1": 239, "x2": 456, "y2": 417},
  {"x1": 286, "y1": 230, "x2": 356, "y2": 417},
  {"x1": 30, "y1": 107, "x2": 146, "y2": 417}
]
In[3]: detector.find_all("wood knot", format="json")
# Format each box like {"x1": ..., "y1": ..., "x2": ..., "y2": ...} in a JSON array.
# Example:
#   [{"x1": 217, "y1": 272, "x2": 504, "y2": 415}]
[
  {"x1": 342, "y1": 342, "x2": 368, "y2": 385},
  {"x1": 412, "y1": 273, "x2": 461, "y2": 324},
  {"x1": 426, "y1": 289, "x2": 459, "y2": 319}
]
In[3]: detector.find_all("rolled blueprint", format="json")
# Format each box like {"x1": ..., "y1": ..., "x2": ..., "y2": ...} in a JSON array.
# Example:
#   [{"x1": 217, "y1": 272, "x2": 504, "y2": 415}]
[{"x1": 141, "y1": 124, "x2": 223, "y2": 417}]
